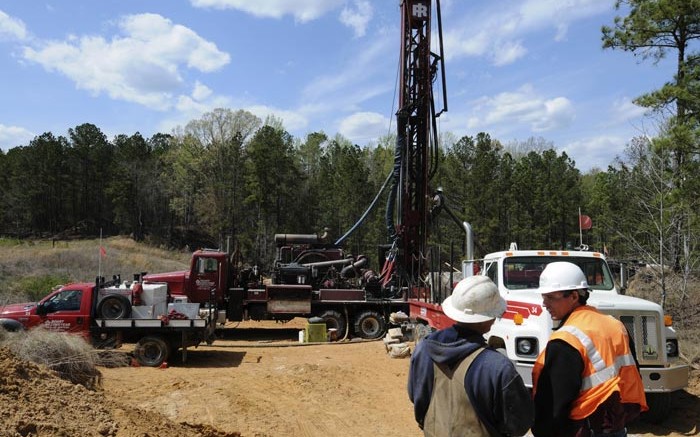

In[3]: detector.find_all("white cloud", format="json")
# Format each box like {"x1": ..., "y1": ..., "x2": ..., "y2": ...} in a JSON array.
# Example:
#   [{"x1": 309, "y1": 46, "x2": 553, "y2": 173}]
[
  {"x1": 467, "y1": 84, "x2": 574, "y2": 133},
  {"x1": 492, "y1": 39, "x2": 527, "y2": 66},
  {"x1": 444, "y1": 0, "x2": 610, "y2": 66},
  {"x1": 190, "y1": 0, "x2": 344, "y2": 23},
  {"x1": 245, "y1": 104, "x2": 308, "y2": 132},
  {"x1": 340, "y1": 0, "x2": 373, "y2": 38},
  {"x1": 610, "y1": 96, "x2": 647, "y2": 124},
  {"x1": 157, "y1": 81, "x2": 233, "y2": 133},
  {"x1": 338, "y1": 111, "x2": 389, "y2": 142},
  {"x1": 22, "y1": 13, "x2": 230, "y2": 111},
  {"x1": 0, "y1": 10, "x2": 27, "y2": 41},
  {"x1": 562, "y1": 134, "x2": 626, "y2": 172},
  {"x1": 301, "y1": 35, "x2": 393, "y2": 110},
  {"x1": 176, "y1": 82, "x2": 230, "y2": 114},
  {"x1": 192, "y1": 81, "x2": 213, "y2": 101},
  {"x1": 0, "y1": 124, "x2": 35, "y2": 150}
]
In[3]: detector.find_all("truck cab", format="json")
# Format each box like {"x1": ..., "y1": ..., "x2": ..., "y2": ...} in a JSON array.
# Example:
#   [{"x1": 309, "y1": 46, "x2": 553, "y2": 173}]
[
  {"x1": 0, "y1": 283, "x2": 94, "y2": 337},
  {"x1": 482, "y1": 247, "x2": 689, "y2": 422},
  {"x1": 143, "y1": 249, "x2": 230, "y2": 307}
]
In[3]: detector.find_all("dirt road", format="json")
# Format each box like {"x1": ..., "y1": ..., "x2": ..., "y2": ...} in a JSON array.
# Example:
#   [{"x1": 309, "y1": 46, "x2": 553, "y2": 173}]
[{"x1": 98, "y1": 319, "x2": 699, "y2": 437}]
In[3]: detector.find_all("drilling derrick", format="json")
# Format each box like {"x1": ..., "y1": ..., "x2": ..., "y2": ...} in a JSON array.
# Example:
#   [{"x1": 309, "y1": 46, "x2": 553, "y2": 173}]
[{"x1": 387, "y1": 0, "x2": 446, "y2": 290}]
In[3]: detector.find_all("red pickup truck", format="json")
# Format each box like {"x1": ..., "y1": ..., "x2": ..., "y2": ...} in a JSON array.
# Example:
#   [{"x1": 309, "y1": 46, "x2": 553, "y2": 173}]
[{"x1": 0, "y1": 276, "x2": 218, "y2": 366}]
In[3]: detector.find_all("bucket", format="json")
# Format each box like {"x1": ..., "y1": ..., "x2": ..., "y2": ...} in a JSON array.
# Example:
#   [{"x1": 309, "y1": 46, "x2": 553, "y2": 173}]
[
  {"x1": 298, "y1": 330, "x2": 305, "y2": 343},
  {"x1": 304, "y1": 322, "x2": 327, "y2": 343}
]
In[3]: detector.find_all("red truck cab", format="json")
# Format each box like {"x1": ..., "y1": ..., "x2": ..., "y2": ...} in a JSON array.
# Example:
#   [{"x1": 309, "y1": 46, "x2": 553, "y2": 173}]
[
  {"x1": 143, "y1": 250, "x2": 229, "y2": 306},
  {"x1": 0, "y1": 283, "x2": 94, "y2": 338}
]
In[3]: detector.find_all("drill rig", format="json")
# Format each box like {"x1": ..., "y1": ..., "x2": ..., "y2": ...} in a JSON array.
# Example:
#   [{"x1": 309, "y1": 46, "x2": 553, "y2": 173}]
[
  {"x1": 141, "y1": 0, "x2": 470, "y2": 341},
  {"x1": 383, "y1": 0, "x2": 473, "y2": 329}
]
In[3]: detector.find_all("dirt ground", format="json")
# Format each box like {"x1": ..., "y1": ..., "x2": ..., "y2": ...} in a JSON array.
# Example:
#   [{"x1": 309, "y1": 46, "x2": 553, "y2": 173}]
[
  {"x1": 102, "y1": 319, "x2": 419, "y2": 437},
  {"x1": 2, "y1": 319, "x2": 699, "y2": 436},
  {"x1": 101, "y1": 319, "x2": 699, "y2": 437}
]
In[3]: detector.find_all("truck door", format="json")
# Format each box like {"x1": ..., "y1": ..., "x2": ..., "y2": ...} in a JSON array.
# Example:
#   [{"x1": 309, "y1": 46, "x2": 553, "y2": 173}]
[
  {"x1": 37, "y1": 288, "x2": 88, "y2": 334},
  {"x1": 192, "y1": 255, "x2": 221, "y2": 303}
]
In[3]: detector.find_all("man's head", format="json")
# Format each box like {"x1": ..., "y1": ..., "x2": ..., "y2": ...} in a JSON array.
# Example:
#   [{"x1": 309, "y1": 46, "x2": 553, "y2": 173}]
[
  {"x1": 442, "y1": 276, "x2": 506, "y2": 332},
  {"x1": 539, "y1": 262, "x2": 590, "y2": 320}
]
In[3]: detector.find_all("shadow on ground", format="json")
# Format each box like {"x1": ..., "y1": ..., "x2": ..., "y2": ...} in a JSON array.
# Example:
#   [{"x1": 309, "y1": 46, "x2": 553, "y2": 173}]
[{"x1": 628, "y1": 389, "x2": 699, "y2": 436}]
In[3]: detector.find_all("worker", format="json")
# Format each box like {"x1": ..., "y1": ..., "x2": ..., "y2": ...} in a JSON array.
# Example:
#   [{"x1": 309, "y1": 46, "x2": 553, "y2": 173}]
[
  {"x1": 532, "y1": 262, "x2": 648, "y2": 437},
  {"x1": 408, "y1": 275, "x2": 534, "y2": 436}
]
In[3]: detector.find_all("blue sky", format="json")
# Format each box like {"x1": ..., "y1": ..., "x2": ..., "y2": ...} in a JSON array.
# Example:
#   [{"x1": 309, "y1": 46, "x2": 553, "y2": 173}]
[{"x1": 0, "y1": 1, "x2": 676, "y2": 172}]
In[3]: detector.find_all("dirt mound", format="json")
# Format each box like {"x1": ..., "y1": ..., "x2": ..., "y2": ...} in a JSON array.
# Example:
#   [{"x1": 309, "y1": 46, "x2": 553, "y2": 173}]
[{"x1": 0, "y1": 347, "x2": 239, "y2": 437}]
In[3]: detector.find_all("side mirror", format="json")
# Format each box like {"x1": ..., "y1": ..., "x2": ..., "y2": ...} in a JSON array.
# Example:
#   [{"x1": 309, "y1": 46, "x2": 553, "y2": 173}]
[{"x1": 36, "y1": 302, "x2": 48, "y2": 316}]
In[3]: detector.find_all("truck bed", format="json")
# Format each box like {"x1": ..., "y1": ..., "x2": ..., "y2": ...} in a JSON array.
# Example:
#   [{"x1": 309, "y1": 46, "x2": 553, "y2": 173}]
[{"x1": 95, "y1": 318, "x2": 209, "y2": 328}]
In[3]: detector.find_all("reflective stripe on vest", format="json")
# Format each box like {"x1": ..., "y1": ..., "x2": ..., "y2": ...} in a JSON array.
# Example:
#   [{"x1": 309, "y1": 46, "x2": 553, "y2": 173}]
[
  {"x1": 558, "y1": 325, "x2": 637, "y2": 391},
  {"x1": 532, "y1": 307, "x2": 648, "y2": 419}
]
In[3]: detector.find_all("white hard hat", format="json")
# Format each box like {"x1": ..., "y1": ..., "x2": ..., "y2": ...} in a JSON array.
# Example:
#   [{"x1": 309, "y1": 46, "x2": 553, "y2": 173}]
[
  {"x1": 538, "y1": 261, "x2": 590, "y2": 296},
  {"x1": 442, "y1": 276, "x2": 506, "y2": 323}
]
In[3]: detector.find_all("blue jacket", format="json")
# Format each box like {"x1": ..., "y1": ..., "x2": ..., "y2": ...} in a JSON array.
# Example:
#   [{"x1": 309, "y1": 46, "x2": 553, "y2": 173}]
[{"x1": 408, "y1": 324, "x2": 534, "y2": 436}]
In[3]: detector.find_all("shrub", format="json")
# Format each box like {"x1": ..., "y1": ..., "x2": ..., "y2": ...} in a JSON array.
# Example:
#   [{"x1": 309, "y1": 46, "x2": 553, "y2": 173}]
[
  {"x1": 0, "y1": 328, "x2": 103, "y2": 389},
  {"x1": 13, "y1": 274, "x2": 70, "y2": 302}
]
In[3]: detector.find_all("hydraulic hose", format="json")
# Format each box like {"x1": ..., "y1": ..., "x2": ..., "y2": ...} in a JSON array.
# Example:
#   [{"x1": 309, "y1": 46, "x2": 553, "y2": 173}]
[
  {"x1": 334, "y1": 170, "x2": 393, "y2": 246},
  {"x1": 340, "y1": 306, "x2": 350, "y2": 341}
]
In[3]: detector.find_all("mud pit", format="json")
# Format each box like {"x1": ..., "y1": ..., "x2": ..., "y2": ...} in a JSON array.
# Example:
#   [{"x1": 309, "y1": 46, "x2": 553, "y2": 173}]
[{"x1": 3, "y1": 319, "x2": 698, "y2": 436}]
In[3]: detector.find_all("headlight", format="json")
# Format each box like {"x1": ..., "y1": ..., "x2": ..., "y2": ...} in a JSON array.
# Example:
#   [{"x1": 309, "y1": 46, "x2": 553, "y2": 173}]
[
  {"x1": 515, "y1": 337, "x2": 538, "y2": 357},
  {"x1": 666, "y1": 339, "x2": 679, "y2": 357}
]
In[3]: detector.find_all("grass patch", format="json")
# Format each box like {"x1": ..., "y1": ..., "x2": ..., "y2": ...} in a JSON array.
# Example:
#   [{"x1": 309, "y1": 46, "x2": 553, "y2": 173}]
[
  {"x1": 0, "y1": 238, "x2": 22, "y2": 247},
  {"x1": 626, "y1": 271, "x2": 700, "y2": 368},
  {"x1": 0, "y1": 236, "x2": 189, "y2": 303}
]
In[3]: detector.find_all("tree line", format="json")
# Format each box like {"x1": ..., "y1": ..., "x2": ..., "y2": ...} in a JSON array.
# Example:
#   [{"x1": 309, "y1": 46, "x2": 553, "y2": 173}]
[
  {"x1": 1, "y1": 0, "x2": 698, "y2": 300},
  {"x1": 0, "y1": 110, "x2": 690, "y2": 266}
]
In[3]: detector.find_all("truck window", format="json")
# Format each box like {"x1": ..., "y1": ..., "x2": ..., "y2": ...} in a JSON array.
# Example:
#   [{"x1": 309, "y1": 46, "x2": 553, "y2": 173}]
[
  {"x1": 577, "y1": 259, "x2": 614, "y2": 289},
  {"x1": 484, "y1": 261, "x2": 498, "y2": 284},
  {"x1": 45, "y1": 289, "x2": 82, "y2": 312},
  {"x1": 503, "y1": 257, "x2": 614, "y2": 291},
  {"x1": 197, "y1": 258, "x2": 218, "y2": 274}
]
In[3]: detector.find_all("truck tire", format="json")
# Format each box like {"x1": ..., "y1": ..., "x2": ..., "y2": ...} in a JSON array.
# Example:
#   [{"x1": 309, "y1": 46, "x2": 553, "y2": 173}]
[
  {"x1": 97, "y1": 294, "x2": 131, "y2": 319},
  {"x1": 0, "y1": 319, "x2": 24, "y2": 332},
  {"x1": 134, "y1": 336, "x2": 170, "y2": 367},
  {"x1": 353, "y1": 310, "x2": 386, "y2": 339},
  {"x1": 319, "y1": 310, "x2": 347, "y2": 339},
  {"x1": 641, "y1": 392, "x2": 673, "y2": 424},
  {"x1": 92, "y1": 332, "x2": 119, "y2": 349}
]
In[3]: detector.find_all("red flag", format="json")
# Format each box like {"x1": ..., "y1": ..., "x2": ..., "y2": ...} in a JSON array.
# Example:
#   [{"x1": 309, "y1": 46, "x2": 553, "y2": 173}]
[
  {"x1": 579, "y1": 215, "x2": 592, "y2": 230},
  {"x1": 100, "y1": 246, "x2": 107, "y2": 258}
]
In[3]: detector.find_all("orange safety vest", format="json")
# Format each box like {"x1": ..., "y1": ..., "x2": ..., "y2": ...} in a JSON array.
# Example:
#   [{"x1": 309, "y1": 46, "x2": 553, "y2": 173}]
[{"x1": 532, "y1": 306, "x2": 648, "y2": 420}]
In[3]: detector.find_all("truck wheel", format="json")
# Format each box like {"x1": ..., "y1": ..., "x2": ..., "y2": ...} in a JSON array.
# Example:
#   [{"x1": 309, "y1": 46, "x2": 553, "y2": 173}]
[
  {"x1": 92, "y1": 333, "x2": 119, "y2": 349},
  {"x1": 353, "y1": 311, "x2": 386, "y2": 339},
  {"x1": 319, "y1": 310, "x2": 347, "y2": 339},
  {"x1": 134, "y1": 336, "x2": 170, "y2": 367},
  {"x1": 641, "y1": 392, "x2": 673, "y2": 424},
  {"x1": 0, "y1": 319, "x2": 24, "y2": 332},
  {"x1": 97, "y1": 295, "x2": 131, "y2": 319}
]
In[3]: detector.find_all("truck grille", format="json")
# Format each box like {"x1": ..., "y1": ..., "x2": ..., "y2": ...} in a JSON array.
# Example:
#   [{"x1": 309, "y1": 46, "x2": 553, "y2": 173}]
[{"x1": 619, "y1": 313, "x2": 662, "y2": 363}]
